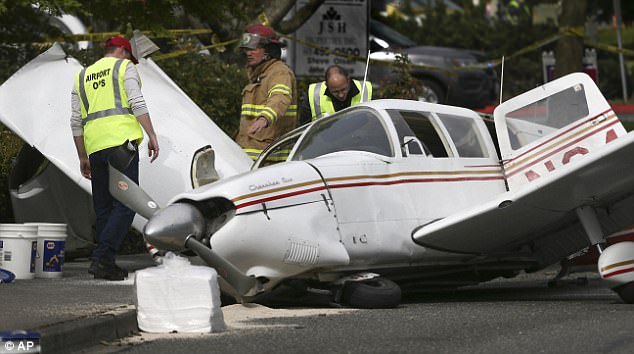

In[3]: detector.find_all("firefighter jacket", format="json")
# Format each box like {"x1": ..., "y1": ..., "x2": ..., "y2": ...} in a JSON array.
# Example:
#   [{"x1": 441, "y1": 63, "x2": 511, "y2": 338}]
[
  {"x1": 235, "y1": 59, "x2": 297, "y2": 160},
  {"x1": 75, "y1": 57, "x2": 143, "y2": 155},
  {"x1": 308, "y1": 79, "x2": 372, "y2": 121}
]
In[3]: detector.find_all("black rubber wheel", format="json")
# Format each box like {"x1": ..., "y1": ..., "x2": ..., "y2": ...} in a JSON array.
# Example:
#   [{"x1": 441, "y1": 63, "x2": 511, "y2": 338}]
[
  {"x1": 341, "y1": 277, "x2": 401, "y2": 308},
  {"x1": 615, "y1": 282, "x2": 634, "y2": 304},
  {"x1": 417, "y1": 80, "x2": 445, "y2": 104}
]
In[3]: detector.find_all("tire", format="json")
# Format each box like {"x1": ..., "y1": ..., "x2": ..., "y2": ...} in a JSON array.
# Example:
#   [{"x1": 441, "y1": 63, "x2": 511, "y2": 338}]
[
  {"x1": 341, "y1": 277, "x2": 401, "y2": 308},
  {"x1": 417, "y1": 80, "x2": 445, "y2": 104},
  {"x1": 615, "y1": 282, "x2": 634, "y2": 304}
]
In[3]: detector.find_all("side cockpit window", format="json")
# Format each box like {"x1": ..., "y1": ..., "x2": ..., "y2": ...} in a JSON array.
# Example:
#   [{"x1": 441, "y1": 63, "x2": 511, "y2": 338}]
[
  {"x1": 254, "y1": 126, "x2": 309, "y2": 169},
  {"x1": 257, "y1": 135, "x2": 300, "y2": 168},
  {"x1": 437, "y1": 113, "x2": 488, "y2": 158},
  {"x1": 388, "y1": 110, "x2": 450, "y2": 157}
]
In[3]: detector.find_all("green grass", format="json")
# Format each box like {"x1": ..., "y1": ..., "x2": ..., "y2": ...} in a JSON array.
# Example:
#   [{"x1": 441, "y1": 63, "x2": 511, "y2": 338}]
[{"x1": 597, "y1": 26, "x2": 634, "y2": 48}]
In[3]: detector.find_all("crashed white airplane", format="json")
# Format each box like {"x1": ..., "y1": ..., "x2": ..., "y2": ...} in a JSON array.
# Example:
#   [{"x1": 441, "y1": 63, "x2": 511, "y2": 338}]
[{"x1": 2, "y1": 44, "x2": 634, "y2": 308}]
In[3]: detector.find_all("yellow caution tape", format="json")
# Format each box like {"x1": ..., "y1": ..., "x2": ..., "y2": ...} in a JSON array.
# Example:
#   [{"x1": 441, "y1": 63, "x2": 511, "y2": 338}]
[
  {"x1": 258, "y1": 13, "x2": 272, "y2": 27},
  {"x1": 490, "y1": 34, "x2": 561, "y2": 65},
  {"x1": 559, "y1": 26, "x2": 585, "y2": 37},
  {"x1": 281, "y1": 33, "x2": 490, "y2": 73},
  {"x1": 27, "y1": 24, "x2": 633, "y2": 71},
  {"x1": 585, "y1": 40, "x2": 634, "y2": 57},
  {"x1": 156, "y1": 29, "x2": 214, "y2": 37},
  {"x1": 42, "y1": 31, "x2": 122, "y2": 43},
  {"x1": 38, "y1": 28, "x2": 214, "y2": 46},
  {"x1": 152, "y1": 38, "x2": 239, "y2": 61}
]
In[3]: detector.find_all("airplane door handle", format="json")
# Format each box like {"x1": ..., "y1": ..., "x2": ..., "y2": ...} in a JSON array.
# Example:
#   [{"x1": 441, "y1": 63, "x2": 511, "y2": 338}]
[
  {"x1": 261, "y1": 202, "x2": 271, "y2": 220},
  {"x1": 321, "y1": 194, "x2": 331, "y2": 212}
]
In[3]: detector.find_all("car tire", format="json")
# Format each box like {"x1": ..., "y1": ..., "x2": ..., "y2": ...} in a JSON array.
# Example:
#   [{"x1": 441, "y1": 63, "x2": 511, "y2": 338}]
[
  {"x1": 417, "y1": 80, "x2": 445, "y2": 104},
  {"x1": 615, "y1": 282, "x2": 634, "y2": 304},
  {"x1": 341, "y1": 277, "x2": 401, "y2": 308}
]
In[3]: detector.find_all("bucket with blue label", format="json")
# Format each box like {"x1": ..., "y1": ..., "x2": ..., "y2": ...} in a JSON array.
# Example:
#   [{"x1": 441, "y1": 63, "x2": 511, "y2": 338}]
[
  {"x1": 0, "y1": 224, "x2": 37, "y2": 280},
  {"x1": 30, "y1": 223, "x2": 67, "y2": 279}
]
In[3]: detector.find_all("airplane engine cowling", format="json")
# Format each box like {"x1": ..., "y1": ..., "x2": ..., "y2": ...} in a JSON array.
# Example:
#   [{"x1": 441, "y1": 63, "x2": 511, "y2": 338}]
[{"x1": 144, "y1": 203, "x2": 205, "y2": 251}]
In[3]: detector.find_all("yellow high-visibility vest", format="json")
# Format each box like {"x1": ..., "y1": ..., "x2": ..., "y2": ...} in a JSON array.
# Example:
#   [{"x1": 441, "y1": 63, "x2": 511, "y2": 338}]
[
  {"x1": 75, "y1": 57, "x2": 143, "y2": 155},
  {"x1": 308, "y1": 79, "x2": 372, "y2": 121}
]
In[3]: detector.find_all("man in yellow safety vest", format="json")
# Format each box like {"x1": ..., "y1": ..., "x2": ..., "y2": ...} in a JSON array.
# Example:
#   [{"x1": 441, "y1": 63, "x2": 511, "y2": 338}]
[
  {"x1": 70, "y1": 36, "x2": 159, "y2": 281},
  {"x1": 299, "y1": 64, "x2": 372, "y2": 125}
]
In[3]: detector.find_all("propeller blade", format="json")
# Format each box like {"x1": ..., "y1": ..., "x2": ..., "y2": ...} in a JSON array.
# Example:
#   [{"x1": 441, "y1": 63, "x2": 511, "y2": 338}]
[
  {"x1": 108, "y1": 164, "x2": 160, "y2": 219},
  {"x1": 143, "y1": 202, "x2": 258, "y2": 296},
  {"x1": 186, "y1": 237, "x2": 258, "y2": 296}
]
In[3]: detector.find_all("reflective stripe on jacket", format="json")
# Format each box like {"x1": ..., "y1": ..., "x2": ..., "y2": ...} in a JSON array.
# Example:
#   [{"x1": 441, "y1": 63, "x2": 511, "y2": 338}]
[
  {"x1": 236, "y1": 59, "x2": 297, "y2": 160},
  {"x1": 308, "y1": 79, "x2": 372, "y2": 121},
  {"x1": 75, "y1": 57, "x2": 143, "y2": 155}
]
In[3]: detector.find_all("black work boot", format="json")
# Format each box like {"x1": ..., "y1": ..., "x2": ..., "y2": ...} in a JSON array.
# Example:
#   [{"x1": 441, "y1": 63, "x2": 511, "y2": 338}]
[
  {"x1": 113, "y1": 263, "x2": 129, "y2": 277},
  {"x1": 88, "y1": 259, "x2": 126, "y2": 281}
]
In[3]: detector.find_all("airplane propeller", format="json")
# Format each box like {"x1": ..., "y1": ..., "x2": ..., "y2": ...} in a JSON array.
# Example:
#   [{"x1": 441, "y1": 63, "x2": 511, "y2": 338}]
[{"x1": 107, "y1": 145, "x2": 257, "y2": 297}]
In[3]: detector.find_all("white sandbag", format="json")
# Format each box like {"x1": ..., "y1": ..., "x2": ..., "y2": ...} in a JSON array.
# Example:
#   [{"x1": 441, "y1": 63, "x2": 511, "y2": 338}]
[{"x1": 135, "y1": 252, "x2": 225, "y2": 333}]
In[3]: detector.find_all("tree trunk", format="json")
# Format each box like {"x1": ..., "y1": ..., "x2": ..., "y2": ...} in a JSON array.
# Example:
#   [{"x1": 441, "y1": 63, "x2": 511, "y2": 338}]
[
  {"x1": 553, "y1": 0, "x2": 587, "y2": 79},
  {"x1": 208, "y1": 0, "x2": 326, "y2": 42},
  {"x1": 263, "y1": 0, "x2": 326, "y2": 34}
]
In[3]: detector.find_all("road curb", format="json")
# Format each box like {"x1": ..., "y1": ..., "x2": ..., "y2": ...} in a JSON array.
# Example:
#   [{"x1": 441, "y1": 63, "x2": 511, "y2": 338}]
[{"x1": 37, "y1": 306, "x2": 138, "y2": 354}]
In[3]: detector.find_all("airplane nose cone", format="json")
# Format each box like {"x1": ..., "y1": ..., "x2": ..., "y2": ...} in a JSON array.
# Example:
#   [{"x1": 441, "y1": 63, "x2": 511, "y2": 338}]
[{"x1": 144, "y1": 203, "x2": 206, "y2": 251}]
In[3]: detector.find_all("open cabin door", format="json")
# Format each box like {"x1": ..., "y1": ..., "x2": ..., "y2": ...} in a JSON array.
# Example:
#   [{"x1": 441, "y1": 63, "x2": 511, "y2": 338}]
[
  {"x1": 493, "y1": 73, "x2": 627, "y2": 191},
  {"x1": 413, "y1": 73, "x2": 634, "y2": 255}
]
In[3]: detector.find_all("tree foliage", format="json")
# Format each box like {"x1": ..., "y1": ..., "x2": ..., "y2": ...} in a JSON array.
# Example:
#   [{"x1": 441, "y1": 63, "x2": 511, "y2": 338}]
[
  {"x1": 375, "y1": 54, "x2": 425, "y2": 100},
  {"x1": 375, "y1": 0, "x2": 631, "y2": 99},
  {"x1": 157, "y1": 53, "x2": 246, "y2": 137},
  {"x1": 0, "y1": 0, "x2": 82, "y2": 16},
  {"x1": 379, "y1": 2, "x2": 559, "y2": 98},
  {"x1": 0, "y1": 128, "x2": 22, "y2": 221}
]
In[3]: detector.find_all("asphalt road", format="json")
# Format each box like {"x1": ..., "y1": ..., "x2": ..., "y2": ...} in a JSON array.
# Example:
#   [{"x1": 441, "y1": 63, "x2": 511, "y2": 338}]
[{"x1": 78, "y1": 269, "x2": 634, "y2": 354}]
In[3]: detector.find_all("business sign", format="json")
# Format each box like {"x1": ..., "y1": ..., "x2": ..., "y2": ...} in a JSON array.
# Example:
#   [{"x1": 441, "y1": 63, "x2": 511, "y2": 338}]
[{"x1": 289, "y1": 0, "x2": 368, "y2": 78}]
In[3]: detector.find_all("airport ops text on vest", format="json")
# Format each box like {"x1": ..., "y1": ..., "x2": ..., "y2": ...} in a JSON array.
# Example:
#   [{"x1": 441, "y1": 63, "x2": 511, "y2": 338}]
[{"x1": 85, "y1": 68, "x2": 112, "y2": 89}]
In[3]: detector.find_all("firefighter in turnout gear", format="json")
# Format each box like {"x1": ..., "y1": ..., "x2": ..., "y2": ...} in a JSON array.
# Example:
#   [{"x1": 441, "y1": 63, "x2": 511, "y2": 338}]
[
  {"x1": 70, "y1": 36, "x2": 159, "y2": 281},
  {"x1": 235, "y1": 24, "x2": 297, "y2": 160}
]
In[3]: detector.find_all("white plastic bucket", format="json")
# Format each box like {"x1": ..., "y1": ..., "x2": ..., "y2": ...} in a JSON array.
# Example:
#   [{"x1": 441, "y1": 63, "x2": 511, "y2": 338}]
[
  {"x1": 0, "y1": 224, "x2": 38, "y2": 280},
  {"x1": 27, "y1": 223, "x2": 67, "y2": 278}
]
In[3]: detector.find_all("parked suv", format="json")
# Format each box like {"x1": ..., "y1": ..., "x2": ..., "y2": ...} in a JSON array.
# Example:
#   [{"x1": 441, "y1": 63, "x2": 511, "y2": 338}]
[{"x1": 368, "y1": 20, "x2": 498, "y2": 109}]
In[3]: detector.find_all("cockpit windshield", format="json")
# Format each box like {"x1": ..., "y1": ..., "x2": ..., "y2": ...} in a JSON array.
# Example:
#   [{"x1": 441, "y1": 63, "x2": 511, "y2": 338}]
[{"x1": 292, "y1": 109, "x2": 393, "y2": 160}]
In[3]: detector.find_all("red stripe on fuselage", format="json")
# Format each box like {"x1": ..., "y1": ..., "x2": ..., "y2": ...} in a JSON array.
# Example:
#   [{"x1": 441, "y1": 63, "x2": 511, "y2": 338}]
[
  {"x1": 235, "y1": 185, "x2": 328, "y2": 209},
  {"x1": 327, "y1": 176, "x2": 504, "y2": 189},
  {"x1": 234, "y1": 175, "x2": 504, "y2": 209},
  {"x1": 603, "y1": 267, "x2": 634, "y2": 279}
]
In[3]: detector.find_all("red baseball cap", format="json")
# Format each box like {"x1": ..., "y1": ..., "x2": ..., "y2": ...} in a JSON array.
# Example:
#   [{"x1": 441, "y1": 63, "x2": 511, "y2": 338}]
[{"x1": 105, "y1": 36, "x2": 138, "y2": 64}]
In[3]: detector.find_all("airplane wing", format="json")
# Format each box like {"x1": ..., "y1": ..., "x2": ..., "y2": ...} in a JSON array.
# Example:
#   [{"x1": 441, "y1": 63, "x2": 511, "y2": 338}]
[
  {"x1": 413, "y1": 73, "x2": 634, "y2": 256},
  {"x1": 0, "y1": 43, "x2": 251, "y2": 228},
  {"x1": 412, "y1": 131, "x2": 634, "y2": 255},
  {"x1": 0, "y1": 44, "x2": 84, "y2": 188}
]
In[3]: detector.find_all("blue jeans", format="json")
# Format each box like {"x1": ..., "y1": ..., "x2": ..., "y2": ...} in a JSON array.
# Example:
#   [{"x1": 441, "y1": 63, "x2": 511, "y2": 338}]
[{"x1": 89, "y1": 146, "x2": 139, "y2": 264}]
